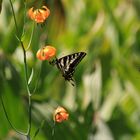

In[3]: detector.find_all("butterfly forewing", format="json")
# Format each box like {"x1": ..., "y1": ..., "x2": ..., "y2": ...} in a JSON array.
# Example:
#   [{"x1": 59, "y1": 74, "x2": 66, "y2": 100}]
[
  {"x1": 69, "y1": 52, "x2": 86, "y2": 69},
  {"x1": 50, "y1": 52, "x2": 86, "y2": 86}
]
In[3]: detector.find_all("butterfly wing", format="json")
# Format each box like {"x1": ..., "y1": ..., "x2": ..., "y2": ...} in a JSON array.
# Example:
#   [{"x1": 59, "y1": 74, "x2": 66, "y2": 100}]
[{"x1": 56, "y1": 52, "x2": 86, "y2": 82}]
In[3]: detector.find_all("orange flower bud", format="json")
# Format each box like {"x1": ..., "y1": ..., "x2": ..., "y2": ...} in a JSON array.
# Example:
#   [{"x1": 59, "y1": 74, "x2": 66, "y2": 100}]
[
  {"x1": 28, "y1": 6, "x2": 50, "y2": 23},
  {"x1": 36, "y1": 46, "x2": 56, "y2": 61},
  {"x1": 53, "y1": 106, "x2": 69, "y2": 123}
]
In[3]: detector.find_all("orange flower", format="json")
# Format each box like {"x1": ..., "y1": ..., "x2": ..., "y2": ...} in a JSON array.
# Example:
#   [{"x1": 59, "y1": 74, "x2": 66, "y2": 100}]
[
  {"x1": 36, "y1": 46, "x2": 56, "y2": 61},
  {"x1": 53, "y1": 106, "x2": 69, "y2": 123},
  {"x1": 28, "y1": 6, "x2": 50, "y2": 23}
]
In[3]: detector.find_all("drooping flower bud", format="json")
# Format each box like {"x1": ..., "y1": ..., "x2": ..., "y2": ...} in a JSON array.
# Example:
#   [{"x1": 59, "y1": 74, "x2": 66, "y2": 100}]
[
  {"x1": 53, "y1": 106, "x2": 69, "y2": 123},
  {"x1": 36, "y1": 46, "x2": 56, "y2": 61},
  {"x1": 28, "y1": 6, "x2": 50, "y2": 23}
]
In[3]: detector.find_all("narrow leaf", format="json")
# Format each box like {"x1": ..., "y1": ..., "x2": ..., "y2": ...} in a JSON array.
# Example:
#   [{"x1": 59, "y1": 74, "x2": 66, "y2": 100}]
[
  {"x1": 33, "y1": 120, "x2": 45, "y2": 139},
  {"x1": 28, "y1": 68, "x2": 34, "y2": 85}
]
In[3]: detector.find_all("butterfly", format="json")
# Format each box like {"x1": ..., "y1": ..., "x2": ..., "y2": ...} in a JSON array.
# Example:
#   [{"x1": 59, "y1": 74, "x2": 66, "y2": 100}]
[{"x1": 49, "y1": 52, "x2": 86, "y2": 86}]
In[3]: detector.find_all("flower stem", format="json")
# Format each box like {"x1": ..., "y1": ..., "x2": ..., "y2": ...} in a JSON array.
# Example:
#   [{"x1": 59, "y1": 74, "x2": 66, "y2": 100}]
[
  {"x1": 0, "y1": 95, "x2": 26, "y2": 136},
  {"x1": 8, "y1": 0, "x2": 32, "y2": 139},
  {"x1": 9, "y1": 0, "x2": 19, "y2": 36}
]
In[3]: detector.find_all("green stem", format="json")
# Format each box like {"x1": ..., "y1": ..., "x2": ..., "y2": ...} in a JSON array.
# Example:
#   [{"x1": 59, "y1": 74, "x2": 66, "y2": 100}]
[
  {"x1": 0, "y1": 95, "x2": 26, "y2": 136},
  {"x1": 27, "y1": 94, "x2": 32, "y2": 137},
  {"x1": 22, "y1": 0, "x2": 27, "y2": 37},
  {"x1": 9, "y1": 0, "x2": 19, "y2": 36},
  {"x1": 9, "y1": 0, "x2": 32, "y2": 139}
]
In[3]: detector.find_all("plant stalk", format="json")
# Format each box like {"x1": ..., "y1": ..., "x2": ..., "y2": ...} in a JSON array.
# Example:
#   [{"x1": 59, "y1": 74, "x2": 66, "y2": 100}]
[{"x1": 9, "y1": 0, "x2": 32, "y2": 139}]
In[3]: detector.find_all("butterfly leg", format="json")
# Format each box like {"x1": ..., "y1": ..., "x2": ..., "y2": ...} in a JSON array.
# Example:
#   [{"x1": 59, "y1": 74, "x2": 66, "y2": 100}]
[
  {"x1": 70, "y1": 80, "x2": 75, "y2": 86},
  {"x1": 69, "y1": 77, "x2": 75, "y2": 86},
  {"x1": 49, "y1": 58, "x2": 58, "y2": 66}
]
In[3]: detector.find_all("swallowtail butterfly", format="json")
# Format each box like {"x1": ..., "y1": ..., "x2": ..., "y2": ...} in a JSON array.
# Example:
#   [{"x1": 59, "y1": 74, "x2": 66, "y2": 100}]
[{"x1": 49, "y1": 52, "x2": 86, "y2": 86}]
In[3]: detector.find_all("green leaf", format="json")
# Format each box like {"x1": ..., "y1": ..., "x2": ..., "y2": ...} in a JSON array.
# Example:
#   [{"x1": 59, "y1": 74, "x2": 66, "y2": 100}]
[
  {"x1": 28, "y1": 68, "x2": 34, "y2": 85},
  {"x1": 33, "y1": 120, "x2": 45, "y2": 139}
]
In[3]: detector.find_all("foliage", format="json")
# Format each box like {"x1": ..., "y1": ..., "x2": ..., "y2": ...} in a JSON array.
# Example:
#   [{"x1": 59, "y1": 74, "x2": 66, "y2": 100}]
[{"x1": 0, "y1": 0, "x2": 140, "y2": 140}]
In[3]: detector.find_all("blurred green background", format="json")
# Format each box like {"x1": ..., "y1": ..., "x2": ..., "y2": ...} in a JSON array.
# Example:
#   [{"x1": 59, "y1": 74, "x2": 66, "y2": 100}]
[{"x1": 1, "y1": 0, "x2": 140, "y2": 140}]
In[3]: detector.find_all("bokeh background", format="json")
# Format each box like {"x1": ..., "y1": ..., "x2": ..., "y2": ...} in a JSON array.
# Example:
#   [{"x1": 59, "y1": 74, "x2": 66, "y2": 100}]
[{"x1": 0, "y1": 0, "x2": 140, "y2": 139}]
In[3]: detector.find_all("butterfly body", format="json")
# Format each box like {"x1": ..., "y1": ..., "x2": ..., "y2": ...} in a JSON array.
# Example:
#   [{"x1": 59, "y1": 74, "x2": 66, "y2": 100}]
[{"x1": 49, "y1": 52, "x2": 86, "y2": 86}]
